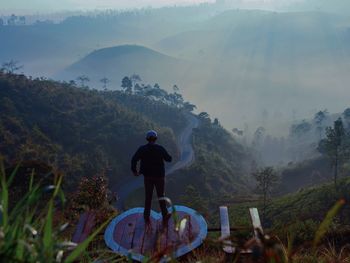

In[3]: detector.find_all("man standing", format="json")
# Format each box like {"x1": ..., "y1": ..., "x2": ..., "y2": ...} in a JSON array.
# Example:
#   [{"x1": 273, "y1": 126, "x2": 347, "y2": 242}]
[{"x1": 131, "y1": 130, "x2": 172, "y2": 223}]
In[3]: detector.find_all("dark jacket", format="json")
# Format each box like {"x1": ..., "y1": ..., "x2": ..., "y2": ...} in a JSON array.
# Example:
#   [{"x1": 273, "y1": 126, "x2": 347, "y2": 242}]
[{"x1": 131, "y1": 143, "x2": 172, "y2": 177}]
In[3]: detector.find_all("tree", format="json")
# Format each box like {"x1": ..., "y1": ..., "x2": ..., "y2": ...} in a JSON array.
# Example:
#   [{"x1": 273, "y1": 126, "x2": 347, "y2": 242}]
[
  {"x1": 121, "y1": 76, "x2": 132, "y2": 93},
  {"x1": 19, "y1": 16, "x2": 26, "y2": 25},
  {"x1": 232, "y1": 128, "x2": 243, "y2": 136},
  {"x1": 252, "y1": 167, "x2": 279, "y2": 222},
  {"x1": 147, "y1": 87, "x2": 166, "y2": 99},
  {"x1": 7, "y1": 14, "x2": 17, "y2": 25},
  {"x1": 318, "y1": 118, "x2": 346, "y2": 189},
  {"x1": 198, "y1": 112, "x2": 210, "y2": 120},
  {"x1": 183, "y1": 102, "x2": 196, "y2": 112},
  {"x1": 100, "y1": 77, "x2": 110, "y2": 90},
  {"x1": 76, "y1": 75, "x2": 90, "y2": 88},
  {"x1": 164, "y1": 92, "x2": 183, "y2": 107},
  {"x1": 213, "y1": 118, "x2": 220, "y2": 126},
  {"x1": 130, "y1": 74, "x2": 141, "y2": 84},
  {"x1": 314, "y1": 110, "x2": 328, "y2": 140},
  {"x1": 252, "y1": 127, "x2": 266, "y2": 148},
  {"x1": 198, "y1": 112, "x2": 211, "y2": 125},
  {"x1": 343, "y1": 108, "x2": 350, "y2": 129},
  {"x1": 134, "y1": 83, "x2": 143, "y2": 94},
  {"x1": 69, "y1": 80, "x2": 77, "y2": 87},
  {"x1": 173, "y1": 85, "x2": 179, "y2": 93},
  {"x1": 170, "y1": 92, "x2": 184, "y2": 107},
  {"x1": 1, "y1": 60, "x2": 23, "y2": 73},
  {"x1": 290, "y1": 120, "x2": 312, "y2": 139}
]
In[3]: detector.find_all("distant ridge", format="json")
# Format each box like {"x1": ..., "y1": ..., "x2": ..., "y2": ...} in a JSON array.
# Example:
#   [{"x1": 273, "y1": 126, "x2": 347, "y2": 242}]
[
  {"x1": 56, "y1": 44, "x2": 185, "y2": 89},
  {"x1": 82, "y1": 45, "x2": 176, "y2": 61}
]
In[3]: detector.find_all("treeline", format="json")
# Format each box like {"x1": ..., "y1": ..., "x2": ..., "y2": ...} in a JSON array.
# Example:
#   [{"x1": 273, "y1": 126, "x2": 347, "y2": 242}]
[
  {"x1": 245, "y1": 109, "x2": 350, "y2": 166},
  {"x1": 72, "y1": 73, "x2": 195, "y2": 132},
  {"x1": 263, "y1": 110, "x2": 350, "y2": 194}
]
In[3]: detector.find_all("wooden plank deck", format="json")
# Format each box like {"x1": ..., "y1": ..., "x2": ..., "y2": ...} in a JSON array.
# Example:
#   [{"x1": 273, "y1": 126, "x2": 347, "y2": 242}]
[{"x1": 104, "y1": 206, "x2": 207, "y2": 262}]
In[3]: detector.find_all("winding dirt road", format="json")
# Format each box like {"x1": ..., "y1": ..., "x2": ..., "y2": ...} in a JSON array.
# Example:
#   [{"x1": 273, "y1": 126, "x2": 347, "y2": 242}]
[{"x1": 114, "y1": 113, "x2": 199, "y2": 210}]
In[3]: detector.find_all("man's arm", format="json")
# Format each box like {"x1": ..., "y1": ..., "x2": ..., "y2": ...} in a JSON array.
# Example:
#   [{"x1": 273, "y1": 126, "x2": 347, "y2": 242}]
[
  {"x1": 131, "y1": 147, "x2": 142, "y2": 175},
  {"x1": 161, "y1": 147, "x2": 172, "y2": 162}
]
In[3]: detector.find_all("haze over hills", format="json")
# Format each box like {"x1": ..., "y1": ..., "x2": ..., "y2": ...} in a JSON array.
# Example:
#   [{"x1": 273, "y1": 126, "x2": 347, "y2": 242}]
[
  {"x1": 290, "y1": 0, "x2": 350, "y2": 14},
  {"x1": 153, "y1": 10, "x2": 350, "y2": 132},
  {"x1": 1, "y1": 4, "x2": 350, "y2": 134},
  {"x1": 0, "y1": 5, "x2": 214, "y2": 75}
]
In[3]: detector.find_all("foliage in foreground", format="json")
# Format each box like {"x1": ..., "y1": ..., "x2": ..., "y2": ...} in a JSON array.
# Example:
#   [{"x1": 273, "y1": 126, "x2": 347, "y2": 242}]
[
  {"x1": 0, "y1": 163, "x2": 116, "y2": 263},
  {"x1": 183, "y1": 200, "x2": 349, "y2": 263},
  {"x1": 2, "y1": 161, "x2": 350, "y2": 262}
]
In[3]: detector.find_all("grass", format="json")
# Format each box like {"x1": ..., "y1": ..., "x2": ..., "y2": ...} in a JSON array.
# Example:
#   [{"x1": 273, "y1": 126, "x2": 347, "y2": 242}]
[
  {"x1": 2, "y1": 160, "x2": 350, "y2": 262},
  {"x1": 0, "y1": 162, "x2": 118, "y2": 263},
  {"x1": 197, "y1": 178, "x2": 350, "y2": 263}
]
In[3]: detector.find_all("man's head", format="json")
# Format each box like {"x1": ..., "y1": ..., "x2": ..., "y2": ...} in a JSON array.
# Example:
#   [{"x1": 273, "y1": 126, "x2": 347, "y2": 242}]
[{"x1": 146, "y1": 130, "x2": 157, "y2": 143}]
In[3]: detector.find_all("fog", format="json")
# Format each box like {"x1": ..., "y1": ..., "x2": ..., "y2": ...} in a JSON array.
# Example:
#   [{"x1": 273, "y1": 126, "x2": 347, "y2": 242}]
[
  {"x1": 1, "y1": 0, "x2": 350, "y2": 166},
  {"x1": 3, "y1": 0, "x2": 350, "y2": 14},
  {"x1": 1, "y1": 0, "x2": 214, "y2": 14}
]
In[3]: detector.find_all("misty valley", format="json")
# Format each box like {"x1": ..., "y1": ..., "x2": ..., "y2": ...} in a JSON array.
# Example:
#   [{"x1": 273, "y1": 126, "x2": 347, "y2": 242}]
[{"x1": 1, "y1": 1, "x2": 350, "y2": 262}]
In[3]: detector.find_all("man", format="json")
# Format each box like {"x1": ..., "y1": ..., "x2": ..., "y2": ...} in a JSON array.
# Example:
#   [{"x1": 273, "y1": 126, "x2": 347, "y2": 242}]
[{"x1": 131, "y1": 130, "x2": 172, "y2": 223}]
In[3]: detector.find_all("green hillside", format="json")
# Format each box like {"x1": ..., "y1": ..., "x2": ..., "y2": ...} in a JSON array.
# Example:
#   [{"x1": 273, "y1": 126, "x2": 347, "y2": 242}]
[
  {"x1": 218, "y1": 176, "x2": 350, "y2": 246},
  {"x1": 0, "y1": 72, "x2": 181, "y2": 189},
  {"x1": 279, "y1": 157, "x2": 332, "y2": 194},
  {"x1": 168, "y1": 117, "x2": 251, "y2": 204},
  {"x1": 0, "y1": 72, "x2": 250, "y2": 201}
]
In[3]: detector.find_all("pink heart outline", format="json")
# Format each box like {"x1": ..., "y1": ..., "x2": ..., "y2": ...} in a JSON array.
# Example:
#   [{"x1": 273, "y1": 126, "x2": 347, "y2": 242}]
[{"x1": 104, "y1": 205, "x2": 207, "y2": 262}]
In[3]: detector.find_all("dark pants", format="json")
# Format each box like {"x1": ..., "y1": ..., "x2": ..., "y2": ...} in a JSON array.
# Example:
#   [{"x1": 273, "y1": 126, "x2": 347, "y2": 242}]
[{"x1": 143, "y1": 177, "x2": 168, "y2": 219}]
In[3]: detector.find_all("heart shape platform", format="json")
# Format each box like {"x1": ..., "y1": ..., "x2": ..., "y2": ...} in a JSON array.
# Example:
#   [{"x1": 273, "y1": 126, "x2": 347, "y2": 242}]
[{"x1": 104, "y1": 206, "x2": 207, "y2": 261}]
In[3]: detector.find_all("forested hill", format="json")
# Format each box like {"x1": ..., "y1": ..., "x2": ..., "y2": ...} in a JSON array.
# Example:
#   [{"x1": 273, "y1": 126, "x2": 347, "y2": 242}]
[
  {"x1": 0, "y1": 72, "x2": 250, "y2": 197},
  {"x1": 0, "y1": 72, "x2": 182, "y2": 189}
]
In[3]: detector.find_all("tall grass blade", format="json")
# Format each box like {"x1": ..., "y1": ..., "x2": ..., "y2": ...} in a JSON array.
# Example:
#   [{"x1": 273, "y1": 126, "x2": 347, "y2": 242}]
[
  {"x1": 313, "y1": 199, "x2": 345, "y2": 248},
  {"x1": 29, "y1": 170, "x2": 34, "y2": 192},
  {"x1": 15, "y1": 239, "x2": 24, "y2": 261},
  {"x1": 0, "y1": 163, "x2": 9, "y2": 228},
  {"x1": 9, "y1": 184, "x2": 41, "y2": 222},
  {"x1": 7, "y1": 163, "x2": 20, "y2": 187},
  {"x1": 43, "y1": 200, "x2": 54, "y2": 258},
  {"x1": 53, "y1": 175, "x2": 63, "y2": 198}
]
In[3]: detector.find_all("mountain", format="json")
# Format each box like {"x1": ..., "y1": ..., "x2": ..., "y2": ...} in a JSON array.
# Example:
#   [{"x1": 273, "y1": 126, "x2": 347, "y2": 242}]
[
  {"x1": 292, "y1": 0, "x2": 350, "y2": 14},
  {"x1": 56, "y1": 45, "x2": 187, "y2": 89}
]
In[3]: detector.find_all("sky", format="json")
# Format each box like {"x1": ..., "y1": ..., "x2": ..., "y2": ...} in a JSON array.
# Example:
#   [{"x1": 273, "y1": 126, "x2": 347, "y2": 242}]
[{"x1": 0, "y1": 0, "x2": 216, "y2": 14}]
